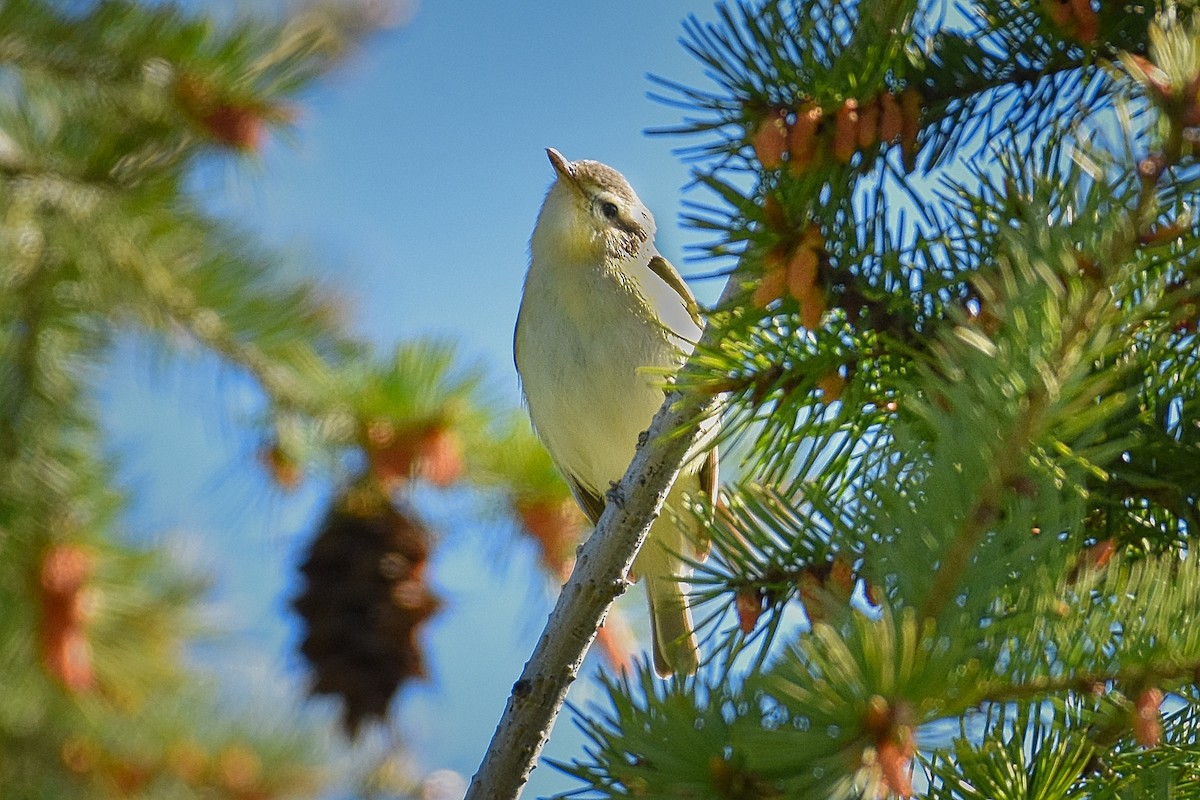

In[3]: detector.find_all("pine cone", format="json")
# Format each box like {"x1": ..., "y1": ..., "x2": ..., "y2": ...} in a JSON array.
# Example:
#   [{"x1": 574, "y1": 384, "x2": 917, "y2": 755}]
[{"x1": 293, "y1": 492, "x2": 441, "y2": 736}]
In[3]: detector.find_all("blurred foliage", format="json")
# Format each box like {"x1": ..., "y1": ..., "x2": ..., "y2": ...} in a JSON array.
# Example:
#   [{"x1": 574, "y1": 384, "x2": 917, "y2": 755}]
[
  {"x1": 0, "y1": 1, "x2": 394, "y2": 796},
  {"x1": 0, "y1": 0, "x2": 585, "y2": 797}
]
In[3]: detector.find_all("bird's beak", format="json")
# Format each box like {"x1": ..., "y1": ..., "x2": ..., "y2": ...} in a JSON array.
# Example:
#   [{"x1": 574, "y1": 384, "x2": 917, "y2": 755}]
[{"x1": 546, "y1": 148, "x2": 577, "y2": 186}]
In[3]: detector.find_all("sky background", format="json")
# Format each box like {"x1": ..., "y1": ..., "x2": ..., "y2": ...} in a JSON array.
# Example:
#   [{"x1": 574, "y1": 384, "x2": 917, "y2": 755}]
[{"x1": 99, "y1": 2, "x2": 735, "y2": 797}]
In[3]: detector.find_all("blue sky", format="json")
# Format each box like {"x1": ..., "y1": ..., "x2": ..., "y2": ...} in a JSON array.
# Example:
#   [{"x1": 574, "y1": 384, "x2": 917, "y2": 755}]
[{"x1": 100, "y1": 2, "x2": 733, "y2": 796}]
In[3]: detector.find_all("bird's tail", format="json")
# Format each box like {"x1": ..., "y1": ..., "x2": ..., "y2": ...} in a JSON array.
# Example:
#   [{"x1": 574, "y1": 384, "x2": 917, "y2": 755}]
[
  {"x1": 637, "y1": 497, "x2": 700, "y2": 676},
  {"x1": 645, "y1": 570, "x2": 699, "y2": 676}
]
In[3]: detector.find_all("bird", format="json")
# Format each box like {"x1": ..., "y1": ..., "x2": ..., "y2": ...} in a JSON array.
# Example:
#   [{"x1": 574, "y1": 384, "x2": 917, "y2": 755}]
[{"x1": 514, "y1": 148, "x2": 718, "y2": 676}]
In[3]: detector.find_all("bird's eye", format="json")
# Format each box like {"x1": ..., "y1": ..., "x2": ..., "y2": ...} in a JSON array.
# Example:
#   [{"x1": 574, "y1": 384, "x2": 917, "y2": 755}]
[{"x1": 600, "y1": 201, "x2": 619, "y2": 220}]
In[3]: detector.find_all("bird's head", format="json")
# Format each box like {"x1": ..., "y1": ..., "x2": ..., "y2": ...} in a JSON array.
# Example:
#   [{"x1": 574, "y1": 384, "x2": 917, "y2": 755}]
[{"x1": 532, "y1": 148, "x2": 656, "y2": 266}]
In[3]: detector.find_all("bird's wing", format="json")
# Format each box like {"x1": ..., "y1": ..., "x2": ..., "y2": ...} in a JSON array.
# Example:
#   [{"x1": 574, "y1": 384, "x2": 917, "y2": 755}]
[
  {"x1": 700, "y1": 446, "x2": 719, "y2": 508},
  {"x1": 512, "y1": 300, "x2": 526, "y2": 370},
  {"x1": 648, "y1": 254, "x2": 718, "y2": 557},
  {"x1": 691, "y1": 445, "x2": 718, "y2": 558},
  {"x1": 569, "y1": 444, "x2": 718, "y2": 552},
  {"x1": 647, "y1": 254, "x2": 702, "y2": 330},
  {"x1": 566, "y1": 472, "x2": 607, "y2": 526},
  {"x1": 647, "y1": 254, "x2": 719, "y2": 499}
]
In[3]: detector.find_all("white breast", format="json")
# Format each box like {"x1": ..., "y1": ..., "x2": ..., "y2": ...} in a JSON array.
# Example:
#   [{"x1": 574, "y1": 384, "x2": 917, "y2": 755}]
[{"x1": 515, "y1": 255, "x2": 697, "y2": 495}]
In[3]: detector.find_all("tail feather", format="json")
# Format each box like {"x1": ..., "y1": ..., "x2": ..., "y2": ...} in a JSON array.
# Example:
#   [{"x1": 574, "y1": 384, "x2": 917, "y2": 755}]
[
  {"x1": 646, "y1": 574, "x2": 699, "y2": 676},
  {"x1": 637, "y1": 483, "x2": 701, "y2": 676}
]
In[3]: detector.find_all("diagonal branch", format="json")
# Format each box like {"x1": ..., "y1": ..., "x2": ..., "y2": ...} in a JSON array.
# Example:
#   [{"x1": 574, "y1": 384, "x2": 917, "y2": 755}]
[{"x1": 464, "y1": 278, "x2": 741, "y2": 800}]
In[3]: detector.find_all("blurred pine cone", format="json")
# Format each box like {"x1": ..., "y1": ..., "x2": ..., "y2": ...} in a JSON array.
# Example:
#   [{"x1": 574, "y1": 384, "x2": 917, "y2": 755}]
[
  {"x1": 293, "y1": 489, "x2": 441, "y2": 736},
  {"x1": 38, "y1": 544, "x2": 95, "y2": 693}
]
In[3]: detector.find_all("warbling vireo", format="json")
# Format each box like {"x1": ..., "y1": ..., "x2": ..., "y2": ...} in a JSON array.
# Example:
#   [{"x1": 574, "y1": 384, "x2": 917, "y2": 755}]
[{"x1": 514, "y1": 148, "x2": 717, "y2": 676}]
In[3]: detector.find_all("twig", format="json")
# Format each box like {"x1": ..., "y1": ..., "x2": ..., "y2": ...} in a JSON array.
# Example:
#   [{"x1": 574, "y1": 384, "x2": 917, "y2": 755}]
[{"x1": 983, "y1": 656, "x2": 1200, "y2": 703}]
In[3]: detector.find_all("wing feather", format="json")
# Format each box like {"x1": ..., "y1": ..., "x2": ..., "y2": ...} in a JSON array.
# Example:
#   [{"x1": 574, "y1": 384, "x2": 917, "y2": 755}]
[
  {"x1": 647, "y1": 255, "x2": 702, "y2": 329},
  {"x1": 565, "y1": 472, "x2": 607, "y2": 525}
]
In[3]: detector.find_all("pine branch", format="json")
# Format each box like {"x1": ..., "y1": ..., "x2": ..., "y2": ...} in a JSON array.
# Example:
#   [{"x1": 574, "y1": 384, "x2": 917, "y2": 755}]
[
  {"x1": 0, "y1": 3, "x2": 397, "y2": 795},
  {"x1": 915, "y1": 308, "x2": 1068, "y2": 623},
  {"x1": 924, "y1": 700, "x2": 1099, "y2": 800},
  {"x1": 555, "y1": 5, "x2": 1200, "y2": 797},
  {"x1": 0, "y1": 256, "x2": 61, "y2": 462},
  {"x1": 75, "y1": 191, "x2": 352, "y2": 419},
  {"x1": 990, "y1": 658, "x2": 1200, "y2": 704}
]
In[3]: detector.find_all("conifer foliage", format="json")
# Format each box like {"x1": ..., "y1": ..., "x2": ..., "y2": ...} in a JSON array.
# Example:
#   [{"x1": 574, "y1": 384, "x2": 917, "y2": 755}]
[
  {"x1": 0, "y1": 2, "x2": 619, "y2": 795},
  {"x1": 551, "y1": 1, "x2": 1200, "y2": 797},
  {"x1": 0, "y1": 0, "x2": 442, "y2": 796}
]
